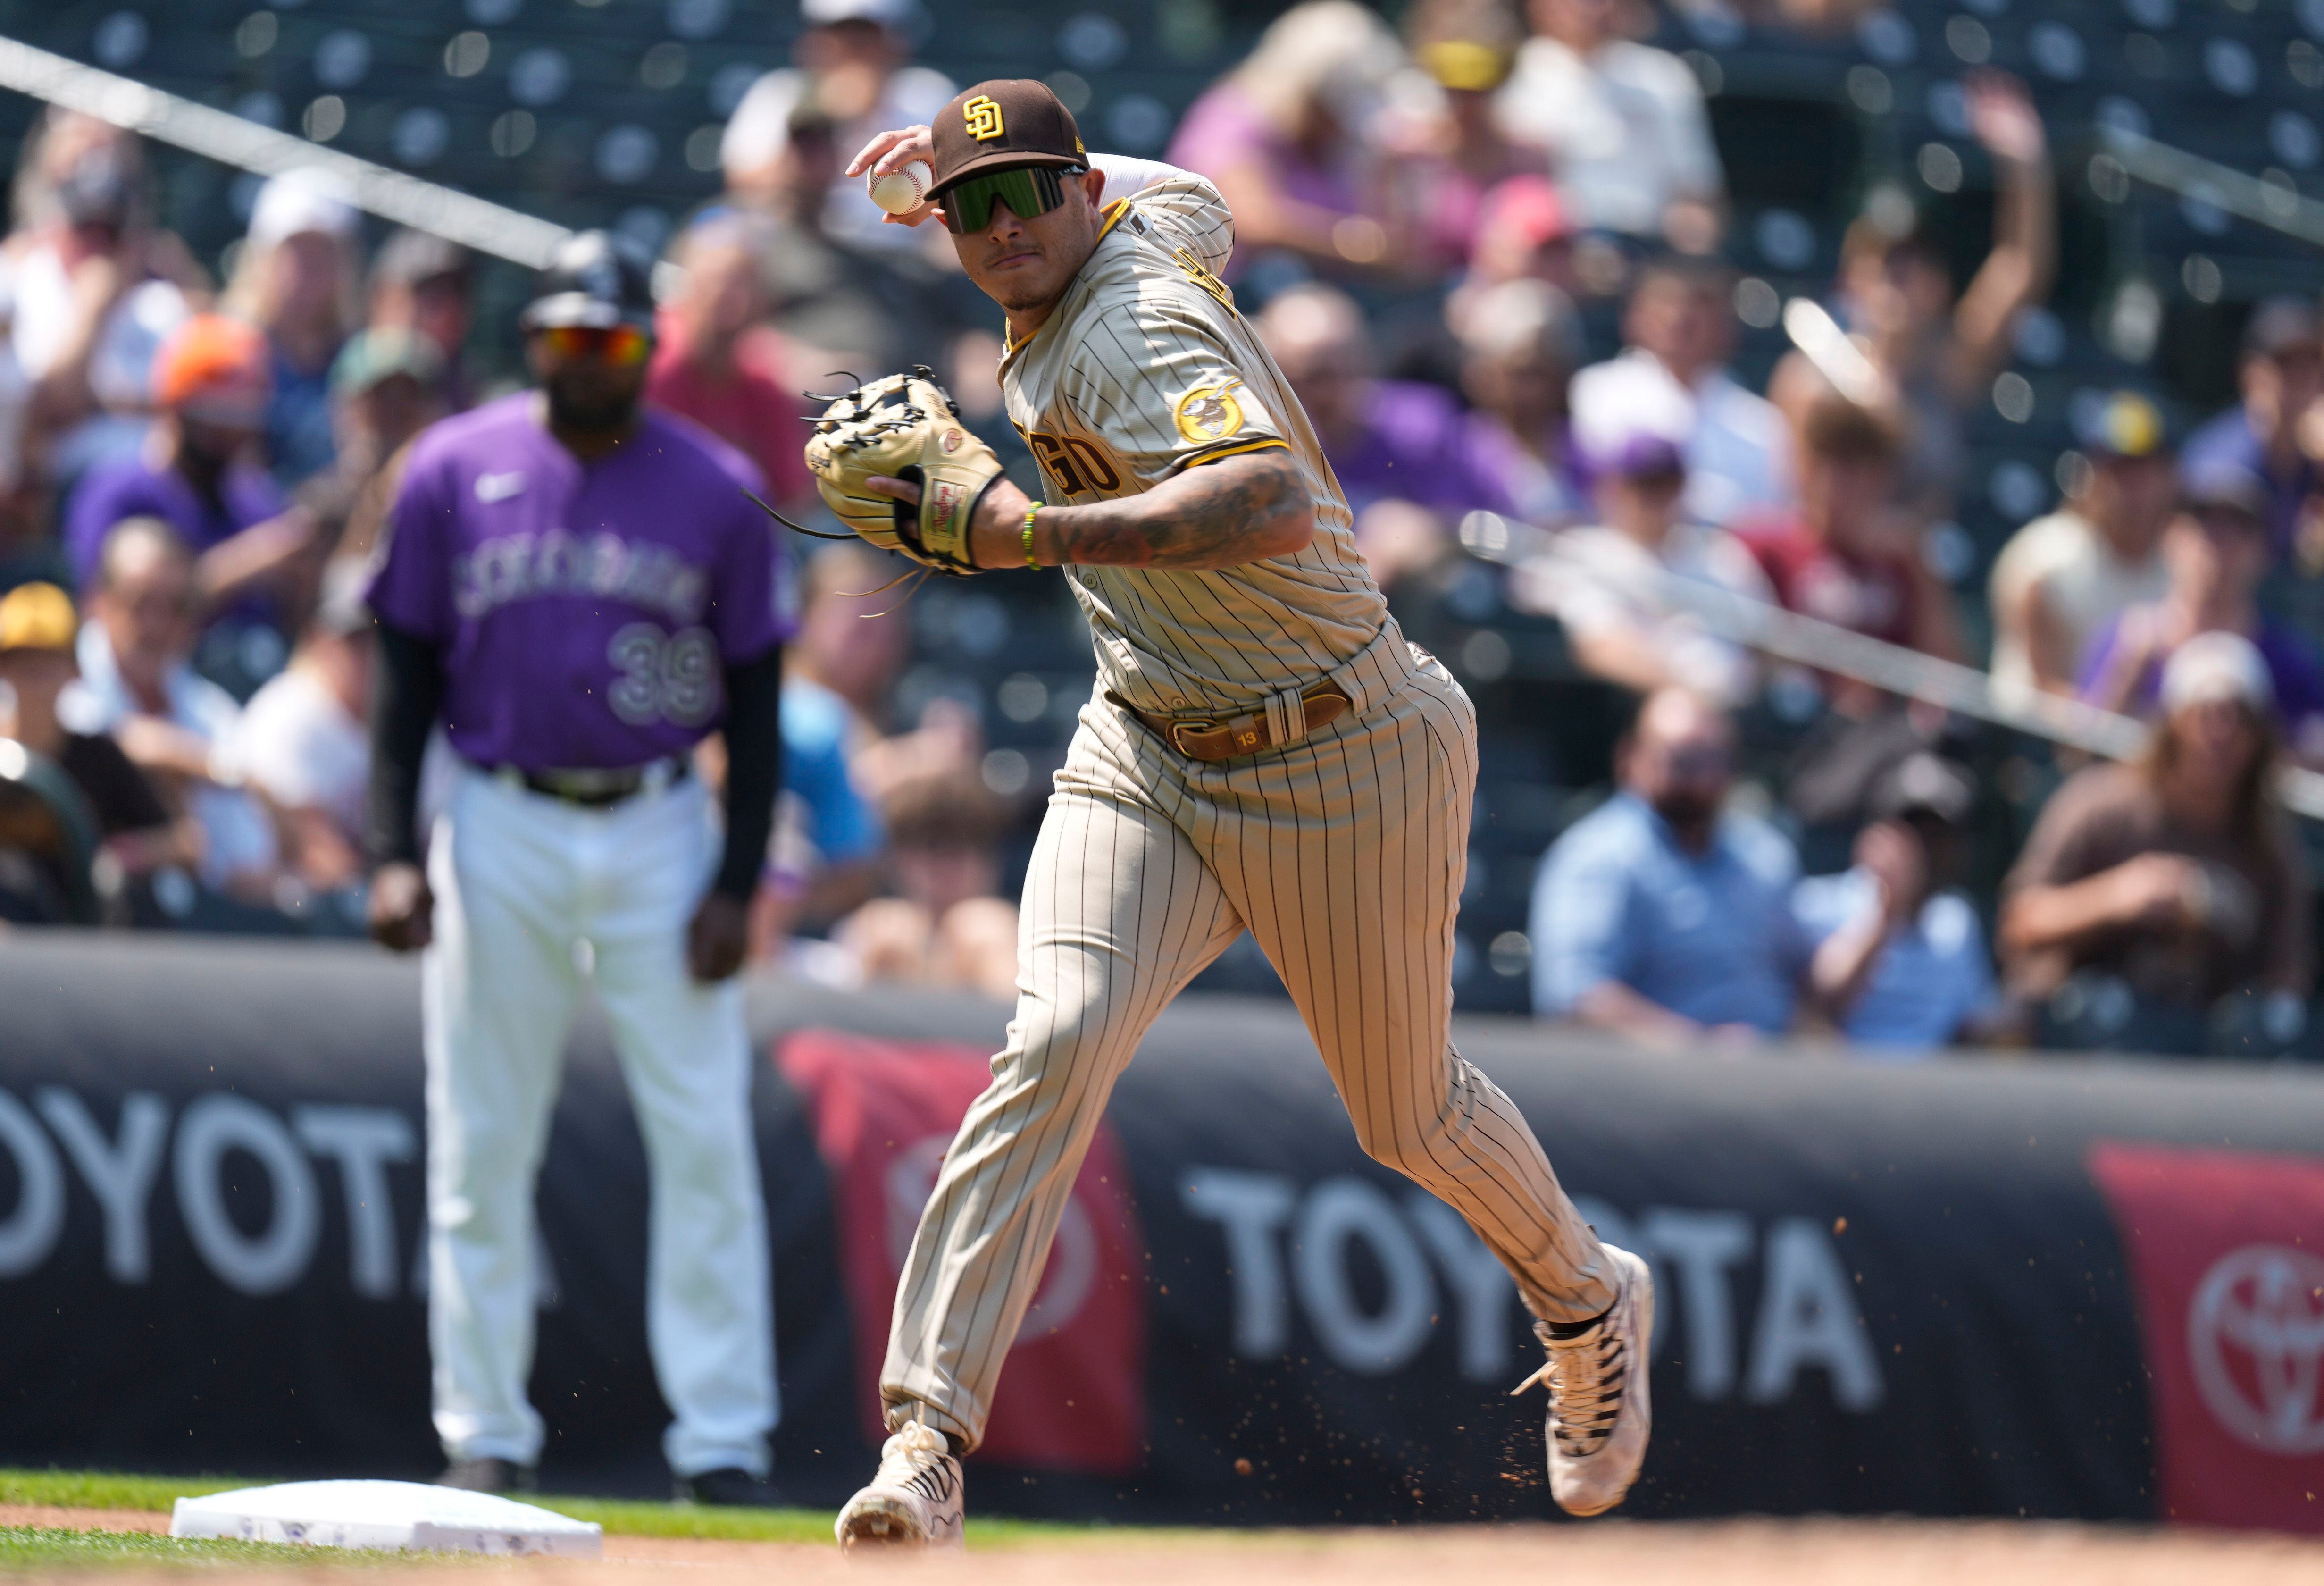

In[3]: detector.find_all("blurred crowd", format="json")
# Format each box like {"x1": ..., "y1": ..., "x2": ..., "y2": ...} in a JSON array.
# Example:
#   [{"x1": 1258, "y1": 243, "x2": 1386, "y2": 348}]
[{"x1": 3, "y1": 0, "x2": 2324, "y2": 1061}]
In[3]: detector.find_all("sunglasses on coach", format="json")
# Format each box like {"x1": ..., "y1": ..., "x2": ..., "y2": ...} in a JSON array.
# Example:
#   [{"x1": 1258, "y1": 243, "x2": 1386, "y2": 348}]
[
  {"x1": 938, "y1": 165, "x2": 1086, "y2": 234},
  {"x1": 533, "y1": 323, "x2": 652, "y2": 367}
]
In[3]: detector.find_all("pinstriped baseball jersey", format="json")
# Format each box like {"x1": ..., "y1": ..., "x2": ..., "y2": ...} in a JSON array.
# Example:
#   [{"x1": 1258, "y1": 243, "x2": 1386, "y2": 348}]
[
  {"x1": 999, "y1": 173, "x2": 1385, "y2": 715},
  {"x1": 856, "y1": 153, "x2": 1628, "y2": 1497}
]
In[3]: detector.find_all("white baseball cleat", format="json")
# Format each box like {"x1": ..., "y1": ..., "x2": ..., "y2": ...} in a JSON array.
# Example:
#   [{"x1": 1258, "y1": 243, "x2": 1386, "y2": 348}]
[
  {"x1": 834, "y1": 1421, "x2": 967, "y2": 1552},
  {"x1": 1512, "y1": 1242, "x2": 1655, "y2": 1517}
]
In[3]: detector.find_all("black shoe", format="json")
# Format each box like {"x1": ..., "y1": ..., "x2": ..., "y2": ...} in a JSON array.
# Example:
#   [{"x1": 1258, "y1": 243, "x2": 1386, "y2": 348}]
[
  {"x1": 438, "y1": 1457, "x2": 538, "y2": 1494},
  {"x1": 678, "y1": 1466, "x2": 782, "y2": 1507}
]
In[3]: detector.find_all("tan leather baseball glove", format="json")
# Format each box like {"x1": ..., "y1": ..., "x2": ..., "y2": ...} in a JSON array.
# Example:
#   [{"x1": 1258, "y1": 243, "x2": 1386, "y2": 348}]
[{"x1": 803, "y1": 368, "x2": 1004, "y2": 575}]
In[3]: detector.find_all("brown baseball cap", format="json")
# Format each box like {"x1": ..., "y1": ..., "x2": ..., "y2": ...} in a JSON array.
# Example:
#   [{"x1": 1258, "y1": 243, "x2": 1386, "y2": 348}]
[{"x1": 929, "y1": 80, "x2": 1087, "y2": 198}]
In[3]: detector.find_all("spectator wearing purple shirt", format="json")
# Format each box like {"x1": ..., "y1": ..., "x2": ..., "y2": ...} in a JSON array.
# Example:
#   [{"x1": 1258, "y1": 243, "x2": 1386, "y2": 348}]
[
  {"x1": 1255, "y1": 283, "x2": 1510, "y2": 586},
  {"x1": 63, "y1": 315, "x2": 318, "y2": 690},
  {"x1": 1166, "y1": 1, "x2": 1414, "y2": 282},
  {"x1": 2179, "y1": 297, "x2": 2320, "y2": 562},
  {"x1": 1454, "y1": 277, "x2": 1586, "y2": 528},
  {"x1": 2081, "y1": 459, "x2": 2324, "y2": 760},
  {"x1": 362, "y1": 233, "x2": 787, "y2": 1507}
]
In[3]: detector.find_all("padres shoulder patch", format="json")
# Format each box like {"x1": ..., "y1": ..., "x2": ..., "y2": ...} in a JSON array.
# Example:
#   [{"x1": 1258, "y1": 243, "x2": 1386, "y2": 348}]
[{"x1": 1174, "y1": 382, "x2": 1246, "y2": 445}]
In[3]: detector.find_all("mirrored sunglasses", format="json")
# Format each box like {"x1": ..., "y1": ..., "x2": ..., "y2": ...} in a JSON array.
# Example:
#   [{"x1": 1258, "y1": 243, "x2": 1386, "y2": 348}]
[
  {"x1": 537, "y1": 323, "x2": 652, "y2": 367},
  {"x1": 938, "y1": 165, "x2": 1080, "y2": 235}
]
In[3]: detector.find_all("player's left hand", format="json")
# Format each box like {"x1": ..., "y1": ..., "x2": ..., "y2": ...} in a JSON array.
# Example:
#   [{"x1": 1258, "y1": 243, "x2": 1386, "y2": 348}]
[
  {"x1": 687, "y1": 891, "x2": 751, "y2": 982},
  {"x1": 865, "y1": 470, "x2": 1037, "y2": 570},
  {"x1": 803, "y1": 369, "x2": 1010, "y2": 572},
  {"x1": 847, "y1": 125, "x2": 939, "y2": 227}
]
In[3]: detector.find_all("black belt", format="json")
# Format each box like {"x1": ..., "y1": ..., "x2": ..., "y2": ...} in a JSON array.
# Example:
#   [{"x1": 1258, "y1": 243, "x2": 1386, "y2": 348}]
[{"x1": 489, "y1": 758, "x2": 688, "y2": 808}]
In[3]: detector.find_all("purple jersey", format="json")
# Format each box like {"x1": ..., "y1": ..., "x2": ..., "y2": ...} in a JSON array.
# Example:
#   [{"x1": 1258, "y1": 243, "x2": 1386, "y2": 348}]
[{"x1": 366, "y1": 394, "x2": 790, "y2": 772}]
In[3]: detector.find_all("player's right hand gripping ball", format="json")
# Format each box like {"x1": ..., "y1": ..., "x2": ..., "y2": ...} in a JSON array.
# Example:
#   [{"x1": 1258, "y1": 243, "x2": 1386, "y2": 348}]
[{"x1": 804, "y1": 368, "x2": 1006, "y2": 575}]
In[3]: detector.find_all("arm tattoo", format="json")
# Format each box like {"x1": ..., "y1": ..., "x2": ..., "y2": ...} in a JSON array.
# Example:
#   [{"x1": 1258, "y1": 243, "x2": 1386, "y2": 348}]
[{"x1": 1042, "y1": 451, "x2": 1311, "y2": 571}]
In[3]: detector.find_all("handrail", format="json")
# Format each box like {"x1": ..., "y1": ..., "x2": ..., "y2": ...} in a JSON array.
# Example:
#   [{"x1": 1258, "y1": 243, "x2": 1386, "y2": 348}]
[
  {"x1": 2095, "y1": 125, "x2": 2324, "y2": 250},
  {"x1": 0, "y1": 34, "x2": 683, "y2": 294},
  {"x1": 1459, "y1": 512, "x2": 2324, "y2": 822}
]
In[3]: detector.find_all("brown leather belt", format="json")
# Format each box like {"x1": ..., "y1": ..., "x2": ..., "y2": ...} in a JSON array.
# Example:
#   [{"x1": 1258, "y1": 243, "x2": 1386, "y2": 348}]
[{"x1": 1125, "y1": 682, "x2": 1353, "y2": 762}]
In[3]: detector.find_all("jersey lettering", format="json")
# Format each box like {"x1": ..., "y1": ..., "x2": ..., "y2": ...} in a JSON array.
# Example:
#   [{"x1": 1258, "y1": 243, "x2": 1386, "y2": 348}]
[
  {"x1": 1172, "y1": 246, "x2": 1235, "y2": 311},
  {"x1": 1025, "y1": 430, "x2": 1125, "y2": 497},
  {"x1": 453, "y1": 528, "x2": 709, "y2": 627}
]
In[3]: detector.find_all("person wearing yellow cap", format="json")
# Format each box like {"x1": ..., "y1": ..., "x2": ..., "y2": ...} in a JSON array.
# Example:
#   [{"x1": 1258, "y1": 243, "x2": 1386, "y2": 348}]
[
  {"x1": 0, "y1": 579, "x2": 186, "y2": 876},
  {"x1": 1987, "y1": 389, "x2": 2177, "y2": 705},
  {"x1": 1396, "y1": 0, "x2": 1546, "y2": 272}
]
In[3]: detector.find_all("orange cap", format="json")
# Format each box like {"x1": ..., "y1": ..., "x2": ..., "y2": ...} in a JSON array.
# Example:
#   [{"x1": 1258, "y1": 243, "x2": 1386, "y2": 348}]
[{"x1": 152, "y1": 314, "x2": 271, "y2": 422}]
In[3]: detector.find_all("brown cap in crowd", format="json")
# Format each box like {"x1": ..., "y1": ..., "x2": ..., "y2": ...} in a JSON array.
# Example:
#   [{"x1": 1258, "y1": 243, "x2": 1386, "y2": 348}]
[{"x1": 928, "y1": 80, "x2": 1086, "y2": 197}]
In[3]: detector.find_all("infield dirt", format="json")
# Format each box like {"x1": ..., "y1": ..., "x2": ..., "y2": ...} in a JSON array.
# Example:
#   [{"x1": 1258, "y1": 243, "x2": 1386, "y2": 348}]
[{"x1": 6, "y1": 1506, "x2": 2324, "y2": 1584}]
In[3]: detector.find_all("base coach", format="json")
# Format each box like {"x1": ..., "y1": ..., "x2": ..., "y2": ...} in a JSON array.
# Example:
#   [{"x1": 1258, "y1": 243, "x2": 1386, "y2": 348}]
[{"x1": 364, "y1": 232, "x2": 787, "y2": 1504}]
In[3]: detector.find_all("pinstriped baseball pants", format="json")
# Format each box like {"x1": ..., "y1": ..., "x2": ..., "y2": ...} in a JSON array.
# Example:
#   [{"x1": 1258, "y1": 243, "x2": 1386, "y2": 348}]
[{"x1": 879, "y1": 644, "x2": 1615, "y2": 1451}]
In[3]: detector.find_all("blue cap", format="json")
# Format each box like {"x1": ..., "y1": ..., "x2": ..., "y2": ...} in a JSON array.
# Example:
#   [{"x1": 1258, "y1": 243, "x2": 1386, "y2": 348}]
[{"x1": 2180, "y1": 456, "x2": 2269, "y2": 520}]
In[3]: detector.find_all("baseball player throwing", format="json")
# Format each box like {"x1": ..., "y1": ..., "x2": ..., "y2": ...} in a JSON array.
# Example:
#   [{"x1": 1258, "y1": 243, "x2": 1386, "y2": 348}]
[
  {"x1": 364, "y1": 233, "x2": 785, "y2": 1504},
  {"x1": 807, "y1": 82, "x2": 1654, "y2": 1549}
]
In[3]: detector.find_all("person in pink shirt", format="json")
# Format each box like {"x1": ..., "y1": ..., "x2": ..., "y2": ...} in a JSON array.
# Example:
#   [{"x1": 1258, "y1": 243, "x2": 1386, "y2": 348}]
[
  {"x1": 645, "y1": 211, "x2": 815, "y2": 514},
  {"x1": 1166, "y1": 0, "x2": 1414, "y2": 281}
]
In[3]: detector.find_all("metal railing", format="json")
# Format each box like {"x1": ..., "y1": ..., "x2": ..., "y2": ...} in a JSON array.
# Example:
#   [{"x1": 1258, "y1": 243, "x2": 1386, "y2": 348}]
[
  {"x1": 2096, "y1": 125, "x2": 2324, "y2": 251},
  {"x1": 0, "y1": 34, "x2": 681, "y2": 293},
  {"x1": 1459, "y1": 511, "x2": 2324, "y2": 822}
]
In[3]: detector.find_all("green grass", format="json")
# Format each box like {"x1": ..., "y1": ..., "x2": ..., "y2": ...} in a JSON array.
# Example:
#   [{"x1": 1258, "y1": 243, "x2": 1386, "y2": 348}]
[
  {"x1": 0, "y1": 1476, "x2": 247, "y2": 1517},
  {"x1": 0, "y1": 1469, "x2": 1153, "y2": 1552},
  {"x1": 0, "y1": 1527, "x2": 394, "y2": 1573},
  {"x1": 520, "y1": 1496, "x2": 834, "y2": 1543}
]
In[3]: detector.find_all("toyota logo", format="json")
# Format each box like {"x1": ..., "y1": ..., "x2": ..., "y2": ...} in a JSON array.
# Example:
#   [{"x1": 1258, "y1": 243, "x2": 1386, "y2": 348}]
[{"x1": 2187, "y1": 1243, "x2": 2324, "y2": 1454}]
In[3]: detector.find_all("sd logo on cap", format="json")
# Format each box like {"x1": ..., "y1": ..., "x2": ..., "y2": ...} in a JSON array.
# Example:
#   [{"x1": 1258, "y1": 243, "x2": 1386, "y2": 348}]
[{"x1": 963, "y1": 94, "x2": 1005, "y2": 142}]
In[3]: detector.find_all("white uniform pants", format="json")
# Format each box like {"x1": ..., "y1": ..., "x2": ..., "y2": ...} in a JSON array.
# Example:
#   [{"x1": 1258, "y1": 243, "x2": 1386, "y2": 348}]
[
  {"x1": 423, "y1": 766, "x2": 777, "y2": 1477},
  {"x1": 882, "y1": 646, "x2": 1613, "y2": 1450}
]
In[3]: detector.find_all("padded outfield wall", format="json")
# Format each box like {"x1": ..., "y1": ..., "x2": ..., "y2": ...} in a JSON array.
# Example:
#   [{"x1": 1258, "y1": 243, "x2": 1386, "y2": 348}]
[{"x1": 0, "y1": 934, "x2": 2319, "y2": 1531}]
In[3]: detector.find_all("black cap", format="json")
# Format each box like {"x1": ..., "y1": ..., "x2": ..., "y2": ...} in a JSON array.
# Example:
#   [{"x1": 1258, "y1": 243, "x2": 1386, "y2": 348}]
[
  {"x1": 929, "y1": 80, "x2": 1087, "y2": 198},
  {"x1": 519, "y1": 231, "x2": 654, "y2": 333}
]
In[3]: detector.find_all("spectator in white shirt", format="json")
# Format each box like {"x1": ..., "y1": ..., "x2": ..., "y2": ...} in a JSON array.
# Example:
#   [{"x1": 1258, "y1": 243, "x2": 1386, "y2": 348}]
[
  {"x1": 1495, "y1": 0, "x2": 1724, "y2": 251},
  {"x1": 0, "y1": 111, "x2": 201, "y2": 480},
  {"x1": 234, "y1": 557, "x2": 371, "y2": 893},
  {"x1": 1570, "y1": 254, "x2": 1794, "y2": 528},
  {"x1": 1517, "y1": 428, "x2": 1773, "y2": 707},
  {"x1": 69, "y1": 515, "x2": 276, "y2": 895},
  {"x1": 720, "y1": 0, "x2": 955, "y2": 255}
]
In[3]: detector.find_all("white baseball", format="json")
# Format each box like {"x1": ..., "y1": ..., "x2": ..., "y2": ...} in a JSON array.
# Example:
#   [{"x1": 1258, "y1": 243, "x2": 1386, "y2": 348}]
[{"x1": 867, "y1": 159, "x2": 934, "y2": 215}]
